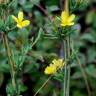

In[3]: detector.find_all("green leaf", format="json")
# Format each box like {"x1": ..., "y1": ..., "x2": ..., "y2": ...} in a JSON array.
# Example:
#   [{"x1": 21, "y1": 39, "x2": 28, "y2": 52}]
[
  {"x1": 0, "y1": 19, "x2": 4, "y2": 27},
  {"x1": 30, "y1": 0, "x2": 40, "y2": 5},
  {"x1": 86, "y1": 11, "x2": 94, "y2": 24},
  {"x1": 86, "y1": 65, "x2": 96, "y2": 78},
  {"x1": 48, "y1": 5, "x2": 59, "y2": 12},
  {"x1": 8, "y1": 31, "x2": 17, "y2": 40},
  {"x1": 0, "y1": 59, "x2": 10, "y2": 73},
  {"x1": 5, "y1": 15, "x2": 14, "y2": 28},
  {"x1": 80, "y1": 33, "x2": 96, "y2": 43},
  {"x1": 22, "y1": 2, "x2": 34, "y2": 9},
  {"x1": 72, "y1": 71, "x2": 82, "y2": 79},
  {"x1": 87, "y1": 48, "x2": 96, "y2": 63},
  {"x1": 18, "y1": 84, "x2": 27, "y2": 93}
]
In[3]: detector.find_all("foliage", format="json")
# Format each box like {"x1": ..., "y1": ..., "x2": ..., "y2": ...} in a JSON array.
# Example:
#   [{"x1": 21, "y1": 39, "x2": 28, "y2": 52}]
[{"x1": 0, "y1": 0, "x2": 96, "y2": 96}]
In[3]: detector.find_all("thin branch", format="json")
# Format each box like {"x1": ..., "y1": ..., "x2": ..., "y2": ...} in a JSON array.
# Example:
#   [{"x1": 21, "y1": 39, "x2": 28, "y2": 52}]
[
  {"x1": 34, "y1": 75, "x2": 52, "y2": 96},
  {"x1": 71, "y1": 39, "x2": 91, "y2": 96},
  {"x1": 76, "y1": 57, "x2": 91, "y2": 96},
  {"x1": 63, "y1": 39, "x2": 67, "y2": 96},
  {"x1": 31, "y1": 28, "x2": 42, "y2": 48},
  {"x1": 3, "y1": 33, "x2": 19, "y2": 95},
  {"x1": 66, "y1": 36, "x2": 71, "y2": 96}
]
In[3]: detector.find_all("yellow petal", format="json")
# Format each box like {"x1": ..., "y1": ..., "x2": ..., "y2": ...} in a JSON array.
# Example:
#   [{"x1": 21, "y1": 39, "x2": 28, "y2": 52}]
[
  {"x1": 17, "y1": 24, "x2": 22, "y2": 29},
  {"x1": 61, "y1": 11, "x2": 69, "y2": 26},
  {"x1": 68, "y1": 14, "x2": 75, "y2": 22},
  {"x1": 12, "y1": 15, "x2": 18, "y2": 23},
  {"x1": 21, "y1": 20, "x2": 30, "y2": 27},
  {"x1": 18, "y1": 11, "x2": 24, "y2": 21},
  {"x1": 61, "y1": 11, "x2": 68, "y2": 21},
  {"x1": 61, "y1": 23, "x2": 67, "y2": 26},
  {"x1": 44, "y1": 66, "x2": 56, "y2": 74},
  {"x1": 68, "y1": 22, "x2": 74, "y2": 26},
  {"x1": 52, "y1": 59, "x2": 57, "y2": 64}
]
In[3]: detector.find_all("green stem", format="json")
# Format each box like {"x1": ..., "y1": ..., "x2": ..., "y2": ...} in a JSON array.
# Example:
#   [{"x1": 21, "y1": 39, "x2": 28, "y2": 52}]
[
  {"x1": 63, "y1": 35, "x2": 71, "y2": 96},
  {"x1": 3, "y1": 33, "x2": 19, "y2": 96},
  {"x1": 63, "y1": 39, "x2": 67, "y2": 96},
  {"x1": 76, "y1": 57, "x2": 91, "y2": 96},
  {"x1": 71, "y1": 39, "x2": 91, "y2": 96},
  {"x1": 31, "y1": 28, "x2": 42, "y2": 47},
  {"x1": 34, "y1": 75, "x2": 52, "y2": 96},
  {"x1": 65, "y1": 0, "x2": 69, "y2": 13},
  {"x1": 66, "y1": 65, "x2": 70, "y2": 96},
  {"x1": 66, "y1": 36, "x2": 71, "y2": 96}
]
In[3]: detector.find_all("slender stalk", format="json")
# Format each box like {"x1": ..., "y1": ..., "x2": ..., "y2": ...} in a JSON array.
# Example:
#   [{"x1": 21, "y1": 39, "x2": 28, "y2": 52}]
[
  {"x1": 65, "y1": 0, "x2": 69, "y2": 13},
  {"x1": 71, "y1": 39, "x2": 91, "y2": 96},
  {"x1": 66, "y1": 36, "x2": 71, "y2": 96},
  {"x1": 66, "y1": 65, "x2": 70, "y2": 96},
  {"x1": 76, "y1": 57, "x2": 91, "y2": 96},
  {"x1": 63, "y1": 0, "x2": 70, "y2": 95},
  {"x1": 34, "y1": 75, "x2": 52, "y2": 96},
  {"x1": 3, "y1": 33, "x2": 19, "y2": 96},
  {"x1": 63, "y1": 39, "x2": 67, "y2": 96},
  {"x1": 63, "y1": 35, "x2": 71, "y2": 96}
]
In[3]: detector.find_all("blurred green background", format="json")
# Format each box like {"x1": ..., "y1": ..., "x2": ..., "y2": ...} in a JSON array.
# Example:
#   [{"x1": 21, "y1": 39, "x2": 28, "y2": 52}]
[{"x1": 0, "y1": 0, "x2": 96, "y2": 96}]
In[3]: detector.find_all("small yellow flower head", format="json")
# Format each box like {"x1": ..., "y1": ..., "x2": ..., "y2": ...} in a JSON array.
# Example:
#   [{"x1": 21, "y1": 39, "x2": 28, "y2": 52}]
[
  {"x1": 52, "y1": 59, "x2": 64, "y2": 68},
  {"x1": 44, "y1": 65, "x2": 57, "y2": 74},
  {"x1": 12, "y1": 11, "x2": 30, "y2": 29},
  {"x1": 61, "y1": 11, "x2": 75, "y2": 27},
  {"x1": 44, "y1": 59, "x2": 65, "y2": 75}
]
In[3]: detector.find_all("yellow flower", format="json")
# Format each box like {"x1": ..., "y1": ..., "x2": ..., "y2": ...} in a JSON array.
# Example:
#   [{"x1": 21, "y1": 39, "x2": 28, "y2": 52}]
[
  {"x1": 12, "y1": 11, "x2": 30, "y2": 29},
  {"x1": 44, "y1": 59, "x2": 65, "y2": 75},
  {"x1": 44, "y1": 65, "x2": 57, "y2": 74},
  {"x1": 61, "y1": 11, "x2": 75, "y2": 27},
  {"x1": 52, "y1": 59, "x2": 64, "y2": 68}
]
